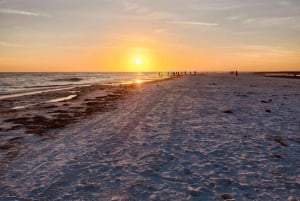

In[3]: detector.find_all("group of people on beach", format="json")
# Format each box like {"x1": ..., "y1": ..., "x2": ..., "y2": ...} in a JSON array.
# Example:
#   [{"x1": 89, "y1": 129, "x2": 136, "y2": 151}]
[
  {"x1": 159, "y1": 71, "x2": 239, "y2": 78},
  {"x1": 230, "y1": 70, "x2": 239, "y2": 77},
  {"x1": 158, "y1": 71, "x2": 197, "y2": 77}
]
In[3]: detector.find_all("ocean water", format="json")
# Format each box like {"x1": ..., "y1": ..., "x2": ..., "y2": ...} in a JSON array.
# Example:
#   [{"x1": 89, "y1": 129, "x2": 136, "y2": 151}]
[{"x1": 0, "y1": 72, "x2": 160, "y2": 96}]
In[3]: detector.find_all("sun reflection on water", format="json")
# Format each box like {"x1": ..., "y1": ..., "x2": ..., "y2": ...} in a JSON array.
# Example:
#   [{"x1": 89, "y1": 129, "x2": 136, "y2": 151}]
[{"x1": 135, "y1": 79, "x2": 142, "y2": 84}]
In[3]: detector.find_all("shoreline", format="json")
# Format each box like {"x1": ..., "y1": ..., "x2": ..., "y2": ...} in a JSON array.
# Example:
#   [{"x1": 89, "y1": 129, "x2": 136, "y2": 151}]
[
  {"x1": 0, "y1": 74, "x2": 168, "y2": 99},
  {"x1": 255, "y1": 71, "x2": 300, "y2": 79},
  {"x1": 0, "y1": 72, "x2": 167, "y2": 99},
  {"x1": 0, "y1": 76, "x2": 175, "y2": 164}
]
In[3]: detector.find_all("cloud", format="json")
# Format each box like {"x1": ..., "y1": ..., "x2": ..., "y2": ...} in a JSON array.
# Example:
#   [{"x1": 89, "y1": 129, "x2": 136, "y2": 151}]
[
  {"x1": 0, "y1": 8, "x2": 50, "y2": 17},
  {"x1": 216, "y1": 45, "x2": 298, "y2": 55},
  {"x1": 122, "y1": 1, "x2": 138, "y2": 11},
  {"x1": 122, "y1": 1, "x2": 149, "y2": 14},
  {"x1": 243, "y1": 16, "x2": 298, "y2": 26},
  {"x1": 0, "y1": 0, "x2": 8, "y2": 5},
  {"x1": 0, "y1": 41, "x2": 23, "y2": 47},
  {"x1": 154, "y1": 28, "x2": 167, "y2": 33},
  {"x1": 171, "y1": 21, "x2": 219, "y2": 26},
  {"x1": 192, "y1": 4, "x2": 242, "y2": 11},
  {"x1": 277, "y1": 0, "x2": 293, "y2": 7},
  {"x1": 218, "y1": 45, "x2": 280, "y2": 50},
  {"x1": 120, "y1": 1, "x2": 174, "y2": 21},
  {"x1": 226, "y1": 15, "x2": 245, "y2": 21}
]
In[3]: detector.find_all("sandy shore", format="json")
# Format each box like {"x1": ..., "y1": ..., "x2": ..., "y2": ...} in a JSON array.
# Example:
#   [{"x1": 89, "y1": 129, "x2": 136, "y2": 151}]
[
  {"x1": 0, "y1": 73, "x2": 299, "y2": 200},
  {"x1": 0, "y1": 78, "x2": 172, "y2": 163}
]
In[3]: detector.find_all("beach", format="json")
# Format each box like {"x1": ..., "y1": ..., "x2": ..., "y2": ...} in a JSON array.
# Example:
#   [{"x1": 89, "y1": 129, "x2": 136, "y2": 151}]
[{"x1": 0, "y1": 73, "x2": 299, "y2": 200}]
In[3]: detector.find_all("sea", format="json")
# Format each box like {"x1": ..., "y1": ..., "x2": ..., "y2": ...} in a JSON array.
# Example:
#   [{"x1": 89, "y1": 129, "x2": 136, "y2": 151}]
[{"x1": 0, "y1": 72, "x2": 162, "y2": 98}]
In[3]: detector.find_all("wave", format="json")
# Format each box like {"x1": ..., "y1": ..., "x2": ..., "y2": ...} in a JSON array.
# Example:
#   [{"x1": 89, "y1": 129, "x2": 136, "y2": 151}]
[
  {"x1": 23, "y1": 85, "x2": 65, "y2": 88},
  {"x1": 53, "y1": 77, "x2": 83, "y2": 82}
]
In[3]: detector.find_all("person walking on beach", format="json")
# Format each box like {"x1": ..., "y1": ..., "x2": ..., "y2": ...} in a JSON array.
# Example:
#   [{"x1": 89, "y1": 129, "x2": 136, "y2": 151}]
[{"x1": 235, "y1": 70, "x2": 238, "y2": 77}]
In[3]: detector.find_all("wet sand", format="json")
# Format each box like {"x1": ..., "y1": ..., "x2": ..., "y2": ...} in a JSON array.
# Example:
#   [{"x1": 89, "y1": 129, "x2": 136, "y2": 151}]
[
  {"x1": 0, "y1": 79, "x2": 171, "y2": 164},
  {"x1": 257, "y1": 71, "x2": 300, "y2": 79},
  {"x1": 0, "y1": 73, "x2": 299, "y2": 200}
]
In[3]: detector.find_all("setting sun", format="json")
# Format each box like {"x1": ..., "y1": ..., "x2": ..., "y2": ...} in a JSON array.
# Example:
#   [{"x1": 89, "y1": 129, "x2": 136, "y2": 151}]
[{"x1": 135, "y1": 57, "x2": 143, "y2": 65}]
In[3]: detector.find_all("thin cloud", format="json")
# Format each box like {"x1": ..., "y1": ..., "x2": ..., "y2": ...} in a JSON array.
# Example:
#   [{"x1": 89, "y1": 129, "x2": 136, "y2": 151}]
[
  {"x1": 122, "y1": 1, "x2": 138, "y2": 11},
  {"x1": 217, "y1": 45, "x2": 281, "y2": 50},
  {"x1": 0, "y1": 9, "x2": 50, "y2": 17},
  {"x1": 154, "y1": 28, "x2": 167, "y2": 33},
  {"x1": 121, "y1": 1, "x2": 173, "y2": 21},
  {"x1": 192, "y1": 4, "x2": 242, "y2": 11},
  {"x1": 277, "y1": 1, "x2": 293, "y2": 7},
  {"x1": 216, "y1": 45, "x2": 296, "y2": 55},
  {"x1": 122, "y1": 1, "x2": 148, "y2": 14},
  {"x1": 171, "y1": 21, "x2": 219, "y2": 26},
  {"x1": 243, "y1": 16, "x2": 297, "y2": 26},
  {"x1": 0, "y1": 0, "x2": 8, "y2": 5},
  {"x1": 0, "y1": 41, "x2": 23, "y2": 47}
]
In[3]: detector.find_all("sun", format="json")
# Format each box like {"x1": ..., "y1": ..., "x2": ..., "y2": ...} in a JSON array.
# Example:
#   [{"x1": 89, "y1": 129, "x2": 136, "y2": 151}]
[{"x1": 135, "y1": 57, "x2": 143, "y2": 65}]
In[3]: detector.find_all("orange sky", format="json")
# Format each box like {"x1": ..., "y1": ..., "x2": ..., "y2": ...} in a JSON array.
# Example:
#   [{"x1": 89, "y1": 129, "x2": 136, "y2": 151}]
[
  {"x1": 1, "y1": 0, "x2": 300, "y2": 72},
  {"x1": 2, "y1": 43, "x2": 300, "y2": 72}
]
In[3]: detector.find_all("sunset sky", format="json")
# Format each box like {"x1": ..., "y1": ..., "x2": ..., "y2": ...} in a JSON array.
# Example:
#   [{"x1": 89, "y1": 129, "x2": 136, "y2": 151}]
[{"x1": 1, "y1": 0, "x2": 300, "y2": 72}]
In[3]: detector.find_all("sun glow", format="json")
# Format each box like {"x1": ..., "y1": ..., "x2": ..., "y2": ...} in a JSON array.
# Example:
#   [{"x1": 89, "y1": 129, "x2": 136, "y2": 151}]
[
  {"x1": 135, "y1": 79, "x2": 142, "y2": 84},
  {"x1": 135, "y1": 57, "x2": 143, "y2": 65},
  {"x1": 90, "y1": 42, "x2": 173, "y2": 72}
]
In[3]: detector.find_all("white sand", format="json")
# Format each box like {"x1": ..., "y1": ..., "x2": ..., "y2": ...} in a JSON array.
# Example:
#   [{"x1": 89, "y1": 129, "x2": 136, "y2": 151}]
[{"x1": 0, "y1": 73, "x2": 299, "y2": 200}]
